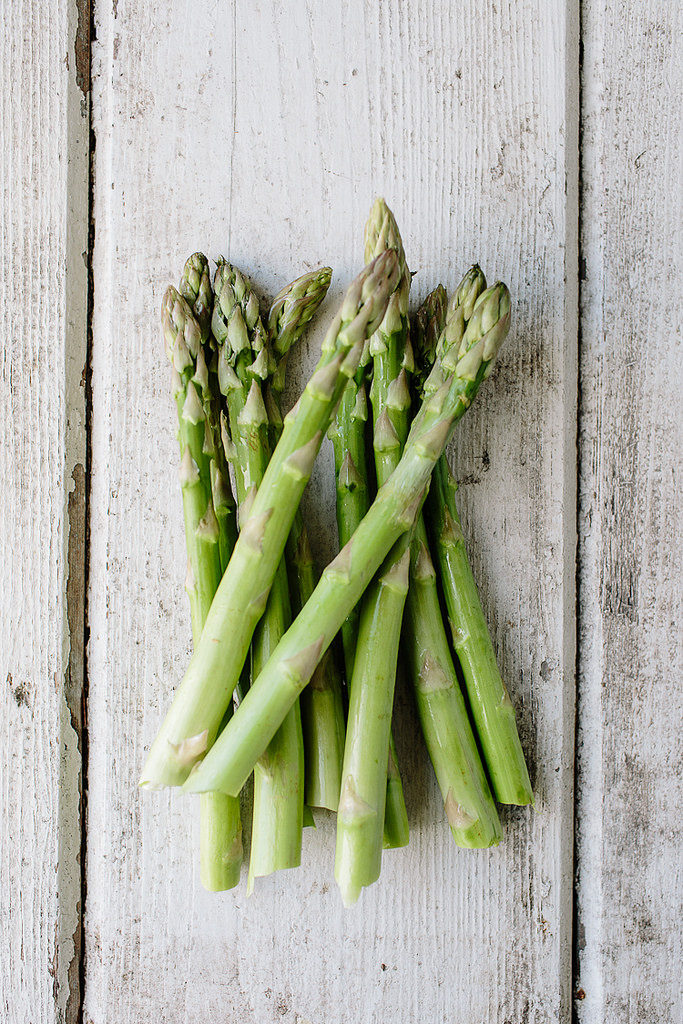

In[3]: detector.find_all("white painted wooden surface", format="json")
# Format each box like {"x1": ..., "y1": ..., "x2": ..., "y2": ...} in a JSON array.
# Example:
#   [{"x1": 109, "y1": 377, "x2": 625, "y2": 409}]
[
  {"x1": 0, "y1": 1, "x2": 89, "y2": 1021},
  {"x1": 3, "y1": 0, "x2": 681, "y2": 1022},
  {"x1": 85, "y1": 2, "x2": 576, "y2": 1021},
  {"x1": 575, "y1": 3, "x2": 683, "y2": 1022}
]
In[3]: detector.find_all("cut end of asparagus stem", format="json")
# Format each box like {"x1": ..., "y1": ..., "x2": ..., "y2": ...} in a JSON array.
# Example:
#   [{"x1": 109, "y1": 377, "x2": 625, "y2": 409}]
[{"x1": 199, "y1": 791, "x2": 243, "y2": 892}]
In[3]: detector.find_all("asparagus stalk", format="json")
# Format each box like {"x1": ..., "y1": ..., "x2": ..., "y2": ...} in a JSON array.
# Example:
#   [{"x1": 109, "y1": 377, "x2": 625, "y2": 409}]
[
  {"x1": 363, "y1": 198, "x2": 413, "y2": 851},
  {"x1": 161, "y1": 280, "x2": 242, "y2": 890},
  {"x1": 328, "y1": 362, "x2": 371, "y2": 672},
  {"x1": 417, "y1": 271, "x2": 532, "y2": 806},
  {"x1": 140, "y1": 251, "x2": 399, "y2": 790},
  {"x1": 247, "y1": 559, "x2": 305, "y2": 890},
  {"x1": 183, "y1": 282, "x2": 511, "y2": 798},
  {"x1": 285, "y1": 511, "x2": 345, "y2": 811},
  {"x1": 402, "y1": 278, "x2": 502, "y2": 848},
  {"x1": 212, "y1": 260, "x2": 306, "y2": 886},
  {"x1": 330, "y1": 202, "x2": 411, "y2": 852},
  {"x1": 357, "y1": 218, "x2": 499, "y2": 854},
  {"x1": 268, "y1": 270, "x2": 346, "y2": 811},
  {"x1": 335, "y1": 544, "x2": 411, "y2": 905},
  {"x1": 427, "y1": 459, "x2": 533, "y2": 804},
  {"x1": 403, "y1": 530, "x2": 501, "y2": 846},
  {"x1": 181, "y1": 255, "x2": 243, "y2": 891}
]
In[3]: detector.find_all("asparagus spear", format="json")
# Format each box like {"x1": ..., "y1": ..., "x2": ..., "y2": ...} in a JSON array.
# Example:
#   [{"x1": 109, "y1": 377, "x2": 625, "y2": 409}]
[
  {"x1": 328, "y1": 360, "x2": 371, "y2": 672},
  {"x1": 212, "y1": 260, "x2": 306, "y2": 886},
  {"x1": 362, "y1": 198, "x2": 413, "y2": 851},
  {"x1": 402, "y1": 278, "x2": 502, "y2": 848},
  {"x1": 335, "y1": 545, "x2": 410, "y2": 905},
  {"x1": 351, "y1": 225, "x2": 499, "y2": 854},
  {"x1": 140, "y1": 251, "x2": 399, "y2": 790},
  {"x1": 183, "y1": 281, "x2": 511, "y2": 798},
  {"x1": 268, "y1": 270, "x2": 346, "y2": 812},
  {"x1": 161, "y1": 281, "x2": 242, "y2": 890},
  {"x1": 180, "y1": 255, "x2": 244, "y2": 890},
  {"x1": 247, "y1": 561, "x2": 305, "y2": 890},
  {"x1": 335, "y1": 198, "x2": 413, "y2": 881},
  {"x1": 427, "y1": 459, "x2": 533, "y2": 804},
  {"x1": 417, "y1": 272, "x2": 532, "y2": 806}
]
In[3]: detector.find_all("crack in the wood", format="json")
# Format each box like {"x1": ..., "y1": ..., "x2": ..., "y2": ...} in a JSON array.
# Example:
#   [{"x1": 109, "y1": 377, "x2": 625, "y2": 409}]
[
  {"x1": 573, "y1": 4, "x2": 585, "y2": 1022},
  {"x1": 68, "y1": 2, "x2": 95, "y2": 1022}
]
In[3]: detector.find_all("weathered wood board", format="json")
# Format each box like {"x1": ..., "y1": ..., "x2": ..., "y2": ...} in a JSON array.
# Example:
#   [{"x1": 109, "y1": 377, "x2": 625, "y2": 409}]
[
  {"x1": 0, "y1": 1, "x2": 89, "y2": 1021},
  {"x1": 85, "y1": 1, "x2": 577, "y2": 1021},
  {"x1": 575, "y1": 2, "x2": 683, "y2": 1021},
  {"x1": 4, "y1": 0, "x2": 681, "y2": 1021}
]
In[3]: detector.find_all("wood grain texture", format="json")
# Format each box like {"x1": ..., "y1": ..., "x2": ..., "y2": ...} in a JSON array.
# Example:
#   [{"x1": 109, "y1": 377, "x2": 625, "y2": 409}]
[
  {"x1": 575, "y1": 3, "x2": 683, "y2": 1021},
  {"x1": 0, "y1": 0, "x2": 89, "y2": 1021},
  {"x1": 85, "y1": 1, "x2": 577, "y2": 1020}
]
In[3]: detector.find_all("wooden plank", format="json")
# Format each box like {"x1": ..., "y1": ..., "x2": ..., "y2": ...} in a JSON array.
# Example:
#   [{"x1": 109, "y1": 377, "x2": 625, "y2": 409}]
[
  {"x1": 85, "y1": 1, "x2": 577, "y2": 1020},
  {"x1": 575, "y1": 3, "x2": 682, "y2": 1021},
  {"x1": 0, "y1": 1, "x2": 89, "y2": 1021}
]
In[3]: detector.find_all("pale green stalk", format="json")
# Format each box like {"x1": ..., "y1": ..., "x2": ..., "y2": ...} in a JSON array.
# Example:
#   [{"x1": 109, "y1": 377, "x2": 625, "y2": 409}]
[
  {"x1": 401, "y1": 277, "x2": 502, "y2": 848},
  {"x1": 348, "y1": 197, "x2": 414, "y2": 853},
  {"x1": 427, "y1": 460, "x2": 533, "y2": 805},
  {"x1": 212, "y1": 261, "x2": 304, "y2": 885},
  {"x1": 268, "y1": 269, "x2": 346, "y2": 811},
  {"x1": 162, "y1": 279, "x2": 242, "y2": 890},
  {"x1": 285, "y1": 513, "x2": 345, "y2": 811},
  {"x1": 416, "y1": 271, "x2": 532, "y2": 805},
  {"x1": 335, "y1": 544, "x2": 410, "y2": 905}
]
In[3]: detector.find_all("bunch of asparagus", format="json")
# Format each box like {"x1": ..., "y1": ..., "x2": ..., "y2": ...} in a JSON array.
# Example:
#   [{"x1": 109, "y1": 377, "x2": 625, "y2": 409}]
[{"x1": 143, "y1": 199, "x2": 532, "y2": 903}]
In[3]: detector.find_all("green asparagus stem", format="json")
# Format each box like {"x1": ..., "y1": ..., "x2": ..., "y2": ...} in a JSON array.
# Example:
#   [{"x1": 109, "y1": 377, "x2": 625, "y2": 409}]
[
  {"x1": 403, "y1": 531, "x2": 501, "y2": 845},
  {"x1": 199, "y1": 791, "x2": 242, "y2": 891},
  {"x1": 330, "y1": 200, "x2": 410, "y2": 849},
  {"x1": 335, "y1": 545, "x2": 411, "y2": 905},
  {"x1": 162, "y1": 281, "x2": 242, "y2": 890},
  {"x1": 182, "y1": 256, "x2": 242, "y2": 891},
  {"x1": 213, "y1": 261, "x2": 305, "y2": 885},
  {"x1": 427, "y1": 459, "x2": 533, "y2": 804},
  {"x1": 140, "y1": 251, "x2": 399, "y2": 790},
  {"x1": 268, "y1": 269, "x2": 346, "y2": 811},
  {"x1": 328, "y1": 365, "x2": 371, "y2": 672},
  {"x1": 362, "y1": 198, "x2": 412, "y2": 851},
  {"x1": 415, "y1": 272, "x2": 533, "y2": 806},
  {"x1": 402, "y1": 279, "x2": 502, "y2": 848},
  {"x1": 285, "y1": 512, "x2": 345, "y2": 811},
  {"x1": 183, "y1": 282, "x2": 511, "y2": 798},
  {"x1": 189, "y1": 298, "x2": 243, "y2": 888},
  {"x1": 247, "y1": 559, "x2": 304, "y2": 892}
]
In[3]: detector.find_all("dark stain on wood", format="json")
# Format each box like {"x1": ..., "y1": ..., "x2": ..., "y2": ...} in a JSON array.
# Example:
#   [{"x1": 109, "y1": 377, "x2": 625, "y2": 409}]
[
  {"x1": 6, "y1": 671, "x2": 30, "y2": 709},
  {"x1": 66, "y1": 463, "x2": 86, "y2": 741},
  {"x1": 65, "y1": 460, "x2": 87, "y2": 1024},
  {"x1": 75, "y1": 0, "x2": 90, "y2": 95}
]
